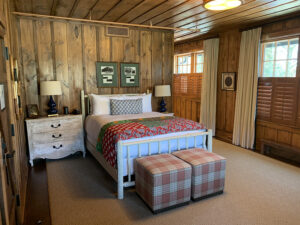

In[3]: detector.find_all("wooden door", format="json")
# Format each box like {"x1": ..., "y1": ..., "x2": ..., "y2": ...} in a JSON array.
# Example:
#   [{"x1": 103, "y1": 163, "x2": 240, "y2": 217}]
[{"x1": 0, "y1": 37, "x2": 16, "y2": 225}]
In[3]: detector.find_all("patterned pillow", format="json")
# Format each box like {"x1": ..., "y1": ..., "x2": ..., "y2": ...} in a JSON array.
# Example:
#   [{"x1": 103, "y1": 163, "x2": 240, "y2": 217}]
[{"x1": 110, "y1": 99, "x2": 143, "y2": 115}]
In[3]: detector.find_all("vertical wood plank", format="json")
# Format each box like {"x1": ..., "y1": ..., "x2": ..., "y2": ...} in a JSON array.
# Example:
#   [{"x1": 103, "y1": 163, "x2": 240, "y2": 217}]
[
  {"x1": 162, "y1": 32, "x2": 174, "y2": 112},
  {"x1": 19, "y1": 18, "x2": 38, "y2": 105},
  {"x1": 67, "y1": 23, "x2": 83, "y2": 112},
  {"x1": 192, "y1": 100, "x2": 197, "y2": 121},
  {"x1": 140, "y1": 30, "x2": 152, "y2": 94},
  {"x1": 53, "y1": 21, "x2": 70, "y2": 112},
  {"x1": 152, "y1": 31, "x2": 163, "y2": 112},
  {"x1": 83, "y1": 24, "x2": 97, "y2": 95},
  {"x1": 35, "y1": 20, "x2": 54, "y2": 115},
  {"x1": 97, "y1": 25, "x2": 111, "y2": 95}
]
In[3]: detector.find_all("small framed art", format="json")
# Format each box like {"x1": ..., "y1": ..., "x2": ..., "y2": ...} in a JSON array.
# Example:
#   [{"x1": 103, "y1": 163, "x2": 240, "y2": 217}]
[
  {"x1": 222, "y1": 72, "x2": 236, "y2": 91},
  {"x1": 120, "y1": 63, "x2": 139, "y2": 87},
  {"x1": 27, "y1": 104, "x2": 39, "y2": 118},
  {"x1": 96, "y1": 62, "x2": 118, "y2": 87},
  {"x1": 0, "y1": 84, "x2": 5, "y2": 111}
]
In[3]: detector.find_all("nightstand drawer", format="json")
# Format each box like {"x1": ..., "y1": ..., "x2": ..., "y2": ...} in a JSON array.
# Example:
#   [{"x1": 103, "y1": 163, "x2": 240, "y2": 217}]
[
  {"x1": 32, "y1": 139, "x2": 82, "y2": 156},
  {"x1": 31, "y1": 130, "x2": 83, "y2": 144},
  {"x1": 31, "y1": 117, "x2": 82, "y2": 133}
]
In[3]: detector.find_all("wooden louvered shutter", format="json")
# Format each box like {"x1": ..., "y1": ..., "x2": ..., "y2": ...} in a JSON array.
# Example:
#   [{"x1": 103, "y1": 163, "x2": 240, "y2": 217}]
[
  {"x1": 173, "y1": 74, "x2": 202, "y2": 98},
  {"x1": 271, "y1": 78, "x2": 298, "y2": 126},
  {"x1": 257, "y1": 78, "x2": 273, "y2": 121}
]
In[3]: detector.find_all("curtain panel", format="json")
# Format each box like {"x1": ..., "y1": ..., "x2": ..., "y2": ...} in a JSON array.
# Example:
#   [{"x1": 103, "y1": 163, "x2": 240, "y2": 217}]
[
  {"x1": 200, "y1": 38, "x2": 219, "y2": 136},
  {"x1": 232, "y1": 27, "x2": 262, "y2": 149}
]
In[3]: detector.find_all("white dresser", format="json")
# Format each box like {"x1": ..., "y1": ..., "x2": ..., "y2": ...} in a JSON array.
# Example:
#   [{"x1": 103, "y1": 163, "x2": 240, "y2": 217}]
[{"x1": 25, "y1": 115, "x2": 85, "y2": 166}]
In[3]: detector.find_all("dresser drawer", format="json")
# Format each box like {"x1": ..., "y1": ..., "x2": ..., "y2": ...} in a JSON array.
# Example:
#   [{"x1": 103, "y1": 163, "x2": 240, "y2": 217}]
[
  {"x1": 32, "y1": 139, "x2": 83, "y2": 157},
  {"x1": 30, "y1": 117, "x2": 82, "y2": 133},
  {"x1": 31, "y1": 130, "x2": 83, "y2": 144}
]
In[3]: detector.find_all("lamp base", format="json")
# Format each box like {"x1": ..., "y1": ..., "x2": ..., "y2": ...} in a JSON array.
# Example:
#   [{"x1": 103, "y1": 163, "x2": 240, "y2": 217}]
[
  {"x1": 159, "y1": 98, "x2": 167, "y2": 113},
  {"x1": 47, "y1": 95, "x2": 58, "y2": 115}
]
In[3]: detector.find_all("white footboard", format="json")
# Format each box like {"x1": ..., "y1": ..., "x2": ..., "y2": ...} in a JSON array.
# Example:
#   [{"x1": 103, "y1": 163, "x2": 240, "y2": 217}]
[{"x1": 117, "y1": 129, "x2": 212, "y2": 199}]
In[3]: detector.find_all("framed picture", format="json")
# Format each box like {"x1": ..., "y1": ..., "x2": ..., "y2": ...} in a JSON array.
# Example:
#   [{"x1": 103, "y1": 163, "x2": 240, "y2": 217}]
[
  {"x1": 27, "y1": 104, "x2": 39, "y2": 118},
  {"x1": 0, "y1": 84, "x2": 5, "y2": 111},
  {"x1": 222, "y1": 72, "x2": 236, "y2": 91},
  {"x1": 96, "y1": 62, "x2": 118, "y2": 87},
  {"x1": 120, "y1": 63, "x2": 139, "y2": 87}
]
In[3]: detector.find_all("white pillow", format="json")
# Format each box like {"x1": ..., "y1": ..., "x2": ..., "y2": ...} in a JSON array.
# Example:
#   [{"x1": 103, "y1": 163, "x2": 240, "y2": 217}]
[
  {"x1": 143, "y1": 93, "x2": 152, "y2": 113},
  {"x1": 89, "y1": 93, "x2": 152, "y2": 115},
  {"x1": 89, "y1": 94, "x2": 110, "y2": 115}
]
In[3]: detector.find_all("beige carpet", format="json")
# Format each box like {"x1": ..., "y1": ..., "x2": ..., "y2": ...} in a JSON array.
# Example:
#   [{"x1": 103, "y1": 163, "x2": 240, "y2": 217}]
[{"x1": 47, "y1": 139, "x2": 300, "y2": 225}]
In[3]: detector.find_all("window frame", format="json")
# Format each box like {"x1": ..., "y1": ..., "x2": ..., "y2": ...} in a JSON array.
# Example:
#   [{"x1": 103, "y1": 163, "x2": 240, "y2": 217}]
[
  {"x1": 195, "y1": 51, "x2": 204, "y2": 74},
  {"x1": 260, "y1": 37, "x2": 299, "y2": 78},
  {"x1": 174, "y1": 51, "x2": 204, "y2": 74}
]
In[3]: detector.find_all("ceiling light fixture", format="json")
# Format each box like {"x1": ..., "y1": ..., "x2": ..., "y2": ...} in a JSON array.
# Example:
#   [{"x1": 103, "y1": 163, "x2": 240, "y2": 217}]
[{"x1": 204, "y1": 0, "x2": 242, "y2": 11}]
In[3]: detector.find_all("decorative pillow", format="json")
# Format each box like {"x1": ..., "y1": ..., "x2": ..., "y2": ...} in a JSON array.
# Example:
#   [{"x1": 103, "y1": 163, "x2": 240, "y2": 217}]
[
  {"x1": 89, "y1": 94, "x2": 110, "y2": 115},
  {"x1": 111, "y1": 93, "x2": 152, "y2": 113},
  {"x1": 110, "y1": 99, "x2": 143, "y2": 115}
]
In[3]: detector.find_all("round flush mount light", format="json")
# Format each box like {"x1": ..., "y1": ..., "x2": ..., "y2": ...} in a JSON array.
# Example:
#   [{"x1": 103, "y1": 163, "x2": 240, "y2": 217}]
[{"x1": 204, "y1": 0, "x2": 242, "y2": 11}]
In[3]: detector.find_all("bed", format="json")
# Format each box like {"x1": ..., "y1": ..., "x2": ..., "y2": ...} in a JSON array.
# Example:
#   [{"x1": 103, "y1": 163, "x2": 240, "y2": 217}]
[{"x1": 80, "y1": 90, "x2": 212, "y2": 199}]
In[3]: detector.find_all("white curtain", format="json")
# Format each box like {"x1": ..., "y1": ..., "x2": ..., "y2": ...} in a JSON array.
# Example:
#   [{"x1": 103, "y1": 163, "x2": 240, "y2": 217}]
[
  {"x1": 200, "y1": 38, "x2": 219, "y2": 136},
  {"x1": 232, "y1": 27, "x2": 261, "y2": 149}
]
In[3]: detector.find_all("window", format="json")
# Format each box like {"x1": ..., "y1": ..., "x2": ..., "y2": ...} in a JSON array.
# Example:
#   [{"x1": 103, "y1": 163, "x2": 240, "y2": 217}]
[
  {"x1": 174, "y1": 51, "x2": 204, "y2": 74},
  {"x1": 261, "y1": 38, "x2": 299, "y2": 77},
  {"x1": 195, "y1": 52, "x2": 204, "y2": 73},
  {"x1": 175, "y1": 54, "x2": 191, "y2": 74}
]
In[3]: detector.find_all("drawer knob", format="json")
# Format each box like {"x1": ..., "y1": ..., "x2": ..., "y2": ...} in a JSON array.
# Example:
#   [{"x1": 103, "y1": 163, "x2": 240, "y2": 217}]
[
  {"x1": 51, "y1": 124, "x2": 61, "y2": 128},
  {"x1": 52, "y1": 134, "x2": 62, "y2": 138},
  {"x1": 53, "y1": 144, "x2": 63, "y2": 149}
]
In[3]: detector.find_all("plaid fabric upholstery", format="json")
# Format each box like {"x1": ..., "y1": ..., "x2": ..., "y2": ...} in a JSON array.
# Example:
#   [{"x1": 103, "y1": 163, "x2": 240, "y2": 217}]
[
  {"x1": 172, "y1": 148, "x2": 226, "y2": 199},
  {"x1": 135, "y1": 154, "x2": 191, "y2": 212}
]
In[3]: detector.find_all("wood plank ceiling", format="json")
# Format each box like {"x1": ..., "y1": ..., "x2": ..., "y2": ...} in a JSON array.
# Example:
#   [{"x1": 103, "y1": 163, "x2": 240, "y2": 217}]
[{"x1": 13, "y1": 0, "x2": 300, "y2": 42}]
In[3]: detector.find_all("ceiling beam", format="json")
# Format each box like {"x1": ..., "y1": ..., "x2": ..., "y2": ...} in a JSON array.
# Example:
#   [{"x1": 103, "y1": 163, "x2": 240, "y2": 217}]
[
  {"x1": 68, "y1": 0, "x2": 80, "y2": 17},
  {"x1": 12, "y1": 11, "x2": 201, "y2": 32},
  {"x1": 98, "y1": 0, "x2": 122, "y2": 20},
  {"x1": 50, "y1": 0, "x2": 58, "y2": 15}
]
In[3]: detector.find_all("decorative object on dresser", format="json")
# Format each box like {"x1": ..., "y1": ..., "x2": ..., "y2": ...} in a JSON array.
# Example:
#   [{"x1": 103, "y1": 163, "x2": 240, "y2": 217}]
[
  {"x1": 25, "y1": 115, "x2": 85, "y2": 166},
  {"x1": 120, "y1": 63, "x2": 139, "y2": 87},
  {"x1": 96, "y1": 62, "x2": 118, "y2": 87},
  {"x1": 63, "y1": 106, "x2": 69, "y2": 115},
  {"x1": 221, "y1": 72, "x2": 236, "y2": 91},
  {"x1": 155, "y1": 85, "x2": 171, "y2": 112},
  {"x1": 27, "y1": 104, "x2": 39, "y2": 118},
  {"x1": 40, "y1": 81, "x2": 62, "y2": 116}
]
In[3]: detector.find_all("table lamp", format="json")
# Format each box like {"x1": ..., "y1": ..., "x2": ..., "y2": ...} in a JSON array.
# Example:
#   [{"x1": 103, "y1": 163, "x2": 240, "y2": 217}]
[
  {"x1": 40, "y1": 81, "x2": 62, "y2": 116},
  {"x1": 155, "y1": 85, "x2": 171, "y2": 112}
]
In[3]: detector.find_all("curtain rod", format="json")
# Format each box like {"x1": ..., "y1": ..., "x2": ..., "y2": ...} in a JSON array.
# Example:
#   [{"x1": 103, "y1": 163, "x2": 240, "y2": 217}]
[{"x1": 12, "y1": 12, "x2": 201, "y2": 33}]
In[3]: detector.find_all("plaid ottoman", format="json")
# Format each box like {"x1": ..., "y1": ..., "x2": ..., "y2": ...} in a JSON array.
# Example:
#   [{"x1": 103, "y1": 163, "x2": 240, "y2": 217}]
[
  {"x1": 172, "y1": 148, "x2": 226, "y2": 200},
  {"x1": 134, "y1": 154, "x2": 192, "y2": 213}
]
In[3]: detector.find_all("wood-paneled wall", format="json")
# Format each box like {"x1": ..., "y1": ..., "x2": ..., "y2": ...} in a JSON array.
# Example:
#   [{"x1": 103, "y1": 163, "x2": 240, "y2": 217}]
[
  {"x1": 17, "y1": 17, "x2": 174, "y2": 115},
  {"x1": 215, "y1": 29, "x2": 241, "y2": 142},
  {"x1": 256, "y1": 17, "x2": 300, "y2": 153}
]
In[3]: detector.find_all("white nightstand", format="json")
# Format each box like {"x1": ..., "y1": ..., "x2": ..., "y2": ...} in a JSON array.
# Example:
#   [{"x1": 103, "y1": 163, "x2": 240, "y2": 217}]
[{"x1": 25, "y1": 114, "x2": 85, "y2": 166}]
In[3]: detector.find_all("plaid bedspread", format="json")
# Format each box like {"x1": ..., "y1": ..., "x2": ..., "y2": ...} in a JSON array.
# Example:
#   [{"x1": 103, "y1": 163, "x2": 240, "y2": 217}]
[{"x1": 96, "y1": 116, "x2": 206, "y2": 168}]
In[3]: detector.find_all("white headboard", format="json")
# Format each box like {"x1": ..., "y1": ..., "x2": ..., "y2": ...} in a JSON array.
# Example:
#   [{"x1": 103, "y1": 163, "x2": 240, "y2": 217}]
[{"x1": 80, "y1": 90, "x2": 146, "y2": 120}]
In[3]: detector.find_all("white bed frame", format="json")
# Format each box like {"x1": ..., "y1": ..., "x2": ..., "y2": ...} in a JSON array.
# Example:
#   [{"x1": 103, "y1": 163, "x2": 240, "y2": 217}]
[{"x1": 80, "y1": 90, "x2": 213, "y2": 199}]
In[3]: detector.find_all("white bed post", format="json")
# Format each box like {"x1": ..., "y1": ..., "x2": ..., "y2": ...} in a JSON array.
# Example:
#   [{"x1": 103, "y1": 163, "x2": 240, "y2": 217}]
[
  {"x1": 117, "y1": 142, "x2": 124, "y2": 199},
  {"x1": 208, "y1": 129, "x2": 213, "y2": 152}
]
